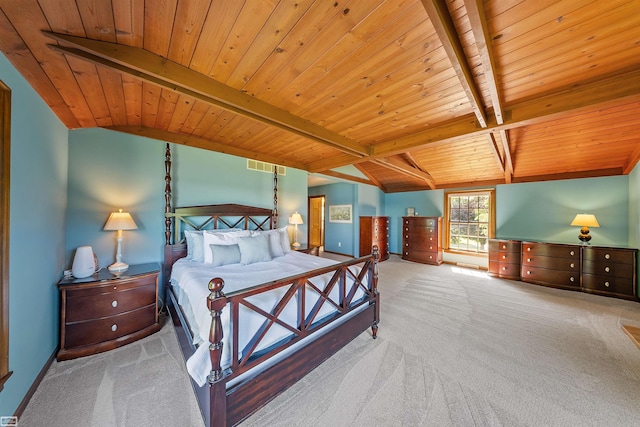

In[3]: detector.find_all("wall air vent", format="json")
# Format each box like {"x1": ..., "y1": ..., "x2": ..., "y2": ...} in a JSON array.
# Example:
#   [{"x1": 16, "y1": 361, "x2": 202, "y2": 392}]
[{"x1": 247, "y1": 159, "x2": 286, "y2": 176}]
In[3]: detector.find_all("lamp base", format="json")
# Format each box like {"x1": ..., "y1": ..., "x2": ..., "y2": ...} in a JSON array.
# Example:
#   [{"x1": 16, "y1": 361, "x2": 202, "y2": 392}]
[
  {"x1": 578, "y1": 227, "x2": 592, "y2": 245},
  {"x1": 108, "y1": 262, "x2": 129, "y2": 273},
  {"x1": 291, "y1": 241, "x2": 301, "y2": 248}
]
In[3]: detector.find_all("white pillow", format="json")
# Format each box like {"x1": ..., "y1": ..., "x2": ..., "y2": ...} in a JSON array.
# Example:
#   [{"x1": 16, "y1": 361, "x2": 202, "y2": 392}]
[
  {"x1": 184, "y1": 230, "x2": 204, "y2": 262},
  {"x1": 202, "y1": 230, "x2": 251, "y2": 264},
  {"x1": 278, "y1": 226, "x2": 292, "y2": 253},
  {"x1": 251, "y1": 229, "x2": 285, "y2": 257},
  {"x1": 236, "y1": 234, "x2": 272, "y2": 265},
  {"x1": 209, "y1": 244, "x2": 241, "y2": 267}
]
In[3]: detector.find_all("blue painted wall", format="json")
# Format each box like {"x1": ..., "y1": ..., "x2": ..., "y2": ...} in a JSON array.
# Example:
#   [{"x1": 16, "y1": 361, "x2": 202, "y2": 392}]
[
  {"x1": 0, "y1": 53, "x2": 68, "y2": 417},
  {"x1": 496, "y1": 176, "x2": 629, "y2": 246},
  {"x1": 630, "y1": 164, "x2": 640, "y2": 249},
  {"x1": 309, "y1": 182, "x2": 358, "y2": 256},
  {"x1": 384, "y1": 190, "x2": 444, "y2": 254},
  {"x1": 65, "y1": 130, "x2": 309, "y2": 299}
]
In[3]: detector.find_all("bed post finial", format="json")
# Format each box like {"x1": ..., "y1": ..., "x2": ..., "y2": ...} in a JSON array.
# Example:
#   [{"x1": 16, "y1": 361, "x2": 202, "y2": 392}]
[
  {"x1": 272, "y1": 164, "x2": 278, "y2": 228},
  {"x1": 164, "y1": 143, "x2": 172, "y2": 245},
  {"x1": 207, "y1": 278, "x2": 227, "y2": 384}
]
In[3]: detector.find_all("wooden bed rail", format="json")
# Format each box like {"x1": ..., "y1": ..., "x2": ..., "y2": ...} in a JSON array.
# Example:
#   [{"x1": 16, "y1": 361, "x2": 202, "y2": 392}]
[{"x1": 205, "y1": 247, "x2": 380, "y2": 426}]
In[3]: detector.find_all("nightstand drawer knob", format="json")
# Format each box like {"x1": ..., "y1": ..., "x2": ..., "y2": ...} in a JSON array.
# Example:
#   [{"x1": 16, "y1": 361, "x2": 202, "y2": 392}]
[
  {"x1": 570, "y1": 251, "x2": 575, "y2": 256},
  {"x1": 605, "y1": 253, "x2": 610, "y2": 259},
  {"x1": 605, "y1": 281, "x2": 610, "y2": 287},
  {"x1": 111, "y1": 324, "x2": 118, "y2": 332},
  {"x1": 604, "y1": 267, "x2": 610, "y2": 273},
  {"x1": 112, "y1": 300, "x2": 118, "y2": 308}
]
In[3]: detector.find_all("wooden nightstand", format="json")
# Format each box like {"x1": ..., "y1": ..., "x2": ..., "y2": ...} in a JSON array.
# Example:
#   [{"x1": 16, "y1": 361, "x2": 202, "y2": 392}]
[
  {"x1": 292, "y1": 245, "x2": 319, "y2": 256},
  {"x1": 57, "y1": 262, "x2": 162, "y2": 361}
]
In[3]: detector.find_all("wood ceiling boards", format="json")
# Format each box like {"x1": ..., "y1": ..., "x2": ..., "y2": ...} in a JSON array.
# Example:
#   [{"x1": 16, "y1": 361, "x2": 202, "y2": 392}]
[{"x1": 0, "y1": 0, "x2": 638, "y2": 192}]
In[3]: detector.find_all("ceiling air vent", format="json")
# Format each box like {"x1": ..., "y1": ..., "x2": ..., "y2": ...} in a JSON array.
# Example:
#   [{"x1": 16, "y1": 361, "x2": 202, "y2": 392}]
[{"x1": 247, "y1": 159, "x2": 286, "y2": 175}]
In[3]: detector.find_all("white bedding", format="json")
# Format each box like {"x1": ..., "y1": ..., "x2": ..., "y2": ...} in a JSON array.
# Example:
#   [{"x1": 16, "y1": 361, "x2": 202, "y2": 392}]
[{"x1": 170, "y1": 251, "x2": 368, "y2": 386}]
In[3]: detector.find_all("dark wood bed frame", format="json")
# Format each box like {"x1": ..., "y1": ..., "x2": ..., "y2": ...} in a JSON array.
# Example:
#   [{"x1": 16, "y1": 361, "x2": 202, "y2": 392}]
[{"x1": 162, "y1": 145, "x2": 380, "y2": 426}]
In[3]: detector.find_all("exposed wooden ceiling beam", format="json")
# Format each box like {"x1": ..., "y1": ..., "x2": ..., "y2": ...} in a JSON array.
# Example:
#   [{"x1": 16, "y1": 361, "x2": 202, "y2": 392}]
[
  {"x1": 105, "y1": 125, "x2": 308, "y2": 171},
  {"x1": 372, "y1": 158, "x2": 436, "y2": 190},
  {"x1": 420, "y1": 0, "x2": 487, "y2": 128},
  {"x1": 624, "y1": 143, "x2": 640, "y2": 174},
  {"x1": 314, "y1": 170, "x2": 375, "y2": 187},
  {"x1": 499, "y1": 129, "x2": 513, "y2": 183},
  {"x1": 43, "y1": 32, "x2": 369, "y2": 158},
  {"x1": 464, "y1": 0, "x2": 505, "y2": 125},
  {"x1": 354, "y1": 164, "x2": 387, "y2": 192},
  {"x1": 371, "y1": 69, "x2": 640, "y2": 158},
  {"x1": 486, "y1": 133, "x2": 505, "y2": 173}
]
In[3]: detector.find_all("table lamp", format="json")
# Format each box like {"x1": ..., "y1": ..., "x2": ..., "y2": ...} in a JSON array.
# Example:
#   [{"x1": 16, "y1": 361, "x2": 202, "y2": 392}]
[
  {"x1": 570, "y1": 213, "x2": 599, "y2": 244},
  {"x1": 289, "y1": 212, "x2": 303, "y2": 248},
  {"x1": 104, "y1": 209, "x2": 138, "y2": 273}
]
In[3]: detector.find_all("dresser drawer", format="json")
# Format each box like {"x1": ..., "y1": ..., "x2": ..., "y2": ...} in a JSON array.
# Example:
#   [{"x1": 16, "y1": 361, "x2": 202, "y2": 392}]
[
  {"x1": 522, "y1": 243, "x2": 579, "y2": 259},
  {"x1": 583, "y1": 248, "x2": 635, "y2": 264},
  {"x1": 403, "y1": 249, "x2": 440, "y2": 264},
  {"x1": 65, "y1": 283, "x2": 156, "y2": 322},
  {"x1": 404, "y1": 239, "x2": 439, "y2": 252},
  {"x1": 403, "y1": 217, "x2": 438, "y2": 228},
  {"x1": 493, "y1": 262, "x2": 521, "y2": 279},
  {"x1": 582, "y1": 274, "x2": 635, "y2": 297},
  {"x1": 582, "y1": 260, "x2": 634, "y2": 279},
  {"x1": 64, "y1": 304, "x2": 156, "y2": 348},
  {"x1": 489, "y1": 240, "x2": 521, "y2": 254},
  {"x1": 521, "y1": 255, "x2": 579, "y2": 272},
  {"x1": 489, "y1": 250, "x2": 521, "y2": 264},
  {"x1": 66, "y1": 274, "x2": 157, "y2": 298},
  {"x1": 521, "y1": 265, "x2": 580, "y2": 288}
]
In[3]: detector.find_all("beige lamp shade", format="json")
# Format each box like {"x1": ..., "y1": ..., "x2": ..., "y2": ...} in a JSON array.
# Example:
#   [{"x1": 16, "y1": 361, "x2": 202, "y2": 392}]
[
  {"x1": 104, "y1": 209, "x2": 138, "y2": 273},
  {"x1": 570, "y1": 214, "x2": 599, "y2": 228},
  {"x1": 289, "y1": 212, "x2": 303, "y2": 225},
  {"x1": 104, "y1": 209, "x2": 138, "y2": 231}
]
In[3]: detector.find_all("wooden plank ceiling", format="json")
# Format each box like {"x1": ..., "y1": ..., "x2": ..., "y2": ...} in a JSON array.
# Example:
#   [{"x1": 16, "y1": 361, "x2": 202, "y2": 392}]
[{"x1": 0, "y1": 0, "x2": 638, "y2": 192}]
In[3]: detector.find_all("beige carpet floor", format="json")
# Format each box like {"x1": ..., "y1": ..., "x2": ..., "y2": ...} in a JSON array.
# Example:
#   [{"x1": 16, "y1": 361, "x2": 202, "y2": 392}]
[{"x1": 18, "y1": 255, "x2": 640, "y2": 426}]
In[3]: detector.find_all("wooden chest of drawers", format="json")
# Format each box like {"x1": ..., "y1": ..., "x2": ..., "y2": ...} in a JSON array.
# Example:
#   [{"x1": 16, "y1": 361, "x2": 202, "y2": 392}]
[
  {"x1": 521, "y1": 242, "x2": 581, "y2": 289},
  {"x1": 401, "y1": 216, "x2": 443, "y2": 265},
  {"x1": 488, "y1": 239, "x2": 522, "y2": 280},
  {"x1": 57, "y1": 263, "x2": 162, "y2": 361},
  {"x1": 359, "y1": 216, "x2": 389, "y2": 261},
  {"x1": 582, "y1": 247, "x2": 637, "y2": 299}
]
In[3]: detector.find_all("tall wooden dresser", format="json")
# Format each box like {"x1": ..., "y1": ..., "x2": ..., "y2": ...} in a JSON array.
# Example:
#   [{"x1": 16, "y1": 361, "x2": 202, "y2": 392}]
[
  {"x1": 359, "y1": 216, "x2": 390, "y2": 261},
  {"x1": 401, "y1": 216, "x2": 443, "y2": 265}
]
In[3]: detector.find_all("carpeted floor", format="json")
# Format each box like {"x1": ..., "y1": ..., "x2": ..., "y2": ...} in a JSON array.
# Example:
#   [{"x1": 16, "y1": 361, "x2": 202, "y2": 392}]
[{"x1": 18, "y1": 255, "x2": 640, "y2": 426}]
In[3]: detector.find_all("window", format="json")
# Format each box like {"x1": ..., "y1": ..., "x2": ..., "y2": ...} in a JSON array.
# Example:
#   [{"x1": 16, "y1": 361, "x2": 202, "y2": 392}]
[{"x1": 445, "y1": 190, "x2": 495, "y2": 254}]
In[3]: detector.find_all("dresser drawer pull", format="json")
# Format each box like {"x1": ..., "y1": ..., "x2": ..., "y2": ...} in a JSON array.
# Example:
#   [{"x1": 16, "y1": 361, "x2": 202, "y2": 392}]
[
  {"x1": 111, "y1": 324, "x2": 118, "y2": 332},
  {"x1": 605, "y1": 281, "x2": 610, "y2": 287},
  {"x1": 429, "y1": 237, "x2": 433, "y2": 241},
  {"x1": 527, "y1": 271, "x2": 531, "y2": 275},
  {"x1": 502, "y1": 255, "x2": 506, "y2": 259},
  {"x1": 112, "y1": 300, "x2": 118, "y2": 308},
  {"x1": 570, "y1": 263, "x2": 575, "y2": 268},
  {"x1": 502, "y1": 267, "x2": 507, "y2": 271},
  {"x1": 527, "y1": 258, "x2": 531, "y2": 262},
  {"x1": 604, "y1": 267, "x2": 610, "y2": 273},
  {"x1": 527, "y1": 247, "x2": 531, "y2": 252},
  {"x1": 570, "y1": 277, "x2": 575, "y2": 282},
  {"x1": 570, "y1": 250, "x2": 574, "y2": 256},
  {"x1": 502, "y1": 245, "x2": 506, "y2": 249},
  {"x1": 605, "y1": 253, "x2": 610, "y2": 260}
]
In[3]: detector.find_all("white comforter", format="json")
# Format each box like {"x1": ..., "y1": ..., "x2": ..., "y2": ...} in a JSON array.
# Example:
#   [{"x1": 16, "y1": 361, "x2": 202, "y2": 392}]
[{"x1": 170, "y1": 251, "x2": 367, "y2": 386}]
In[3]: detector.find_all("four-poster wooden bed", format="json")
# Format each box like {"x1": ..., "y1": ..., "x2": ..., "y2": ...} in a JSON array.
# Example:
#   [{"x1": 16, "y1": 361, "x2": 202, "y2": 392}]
[{"x1": 162, "y1": 145, "x2": 380, "y2": 426}]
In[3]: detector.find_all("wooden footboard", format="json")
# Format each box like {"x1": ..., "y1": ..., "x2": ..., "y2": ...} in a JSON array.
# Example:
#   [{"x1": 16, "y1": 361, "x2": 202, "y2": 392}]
[{"x1": 169, "y1": 247, "x2": 380, "y2": 427}]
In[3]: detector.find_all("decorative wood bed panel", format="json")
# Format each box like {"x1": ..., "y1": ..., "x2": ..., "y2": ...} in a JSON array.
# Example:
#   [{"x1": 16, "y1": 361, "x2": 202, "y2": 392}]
[{"x1": 162, "y1": 145, "x2": 380, "y2": 427}]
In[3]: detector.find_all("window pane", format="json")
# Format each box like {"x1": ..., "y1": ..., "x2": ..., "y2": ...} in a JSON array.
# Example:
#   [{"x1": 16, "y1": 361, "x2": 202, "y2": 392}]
[{"x1": 447, "y1": 192, "x2": 491, "y2": 253}]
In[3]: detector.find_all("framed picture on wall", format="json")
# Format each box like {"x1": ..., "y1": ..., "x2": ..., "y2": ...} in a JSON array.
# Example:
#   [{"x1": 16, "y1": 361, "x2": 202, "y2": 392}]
[{"x1": 328, "y1": 204, "x2": 352, "y2": 223}]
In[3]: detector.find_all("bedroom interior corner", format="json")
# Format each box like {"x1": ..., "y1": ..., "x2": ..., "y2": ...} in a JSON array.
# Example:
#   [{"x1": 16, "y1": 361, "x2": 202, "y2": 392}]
[{"x1": 16, "y1": 255, "x2": 640, "y2": 427}]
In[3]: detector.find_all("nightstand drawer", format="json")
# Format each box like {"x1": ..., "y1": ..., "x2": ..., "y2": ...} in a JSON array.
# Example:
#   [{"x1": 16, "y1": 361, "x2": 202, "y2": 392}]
[
  {"x1": 64, "y1": 304, "x2": 156, "y2": 348},
  {"x1": 65, "y1": 282, "x2": 156, "y2": 322}
]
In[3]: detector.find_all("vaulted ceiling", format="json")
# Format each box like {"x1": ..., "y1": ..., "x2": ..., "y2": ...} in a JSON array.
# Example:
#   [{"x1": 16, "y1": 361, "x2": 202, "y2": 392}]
[{"x1": 0, "y1": 0, "x2": 638, "y2": 192}]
